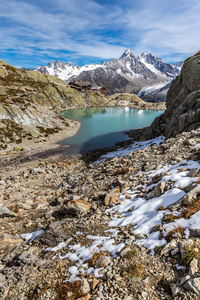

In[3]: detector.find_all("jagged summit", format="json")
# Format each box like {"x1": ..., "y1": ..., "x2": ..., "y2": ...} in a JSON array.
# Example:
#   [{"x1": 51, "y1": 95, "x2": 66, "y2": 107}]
[{"x1": 120, "y1": 48, "x2": 135, "y2": 59}]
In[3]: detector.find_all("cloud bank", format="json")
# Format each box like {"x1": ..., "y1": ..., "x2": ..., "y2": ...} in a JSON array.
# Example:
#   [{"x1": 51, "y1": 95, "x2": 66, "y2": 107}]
[{"x1": 0, "y1": 0, "x2": 199, "y2": 67}]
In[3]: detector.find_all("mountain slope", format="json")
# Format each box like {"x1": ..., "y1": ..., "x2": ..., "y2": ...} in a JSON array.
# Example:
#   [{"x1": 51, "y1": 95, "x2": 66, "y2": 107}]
[{"x1": 34, "y1": 50, "x2": 183, "y2": 100}]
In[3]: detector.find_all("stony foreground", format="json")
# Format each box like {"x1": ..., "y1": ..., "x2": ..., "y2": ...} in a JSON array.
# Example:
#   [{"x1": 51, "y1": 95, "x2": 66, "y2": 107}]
[{"x1": 0, "y1": 128, "x2": 200, "y2": 300}]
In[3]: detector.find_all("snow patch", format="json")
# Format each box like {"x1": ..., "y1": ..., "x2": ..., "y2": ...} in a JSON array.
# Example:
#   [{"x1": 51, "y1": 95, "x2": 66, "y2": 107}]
[
  {"x1": 95, "y1": 135, "x2": 165, "y2": 163},
  {"x1": 20, "y1": 229, "x2": 44, "y2": 243}
]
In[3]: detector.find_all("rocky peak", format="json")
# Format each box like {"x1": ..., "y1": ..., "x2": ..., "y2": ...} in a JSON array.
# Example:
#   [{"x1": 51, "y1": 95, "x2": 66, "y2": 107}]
[
  {"x1": 172, "y1": 61, "x2": 184, "y2": 68},
  {"x1": 139, "y1": 53, "x2": 162, "y2": 65},
  {"x1": 120, "y1": 48, "x2": 136, "y2": 60},
  {"x1": 35, "y1": 65, "x2": 48, "y2": 74},
  {"x1": 101, "y1": 60, "x2": 107, "y2": 66}
]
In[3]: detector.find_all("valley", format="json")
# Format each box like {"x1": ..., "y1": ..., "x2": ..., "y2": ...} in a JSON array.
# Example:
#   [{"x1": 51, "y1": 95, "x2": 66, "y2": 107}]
[{"x1": 0, "y1": 50, "x2": 199, "y2": 300}]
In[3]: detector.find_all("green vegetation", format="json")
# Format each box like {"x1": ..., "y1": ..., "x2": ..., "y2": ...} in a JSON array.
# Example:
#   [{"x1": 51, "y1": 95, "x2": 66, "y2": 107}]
[
  {"x1": 182, "y1": 242, "x2": 200, "y2": 266},
  {"x1": 125, "y1": 249, "x2": 138, "y2": 260}
]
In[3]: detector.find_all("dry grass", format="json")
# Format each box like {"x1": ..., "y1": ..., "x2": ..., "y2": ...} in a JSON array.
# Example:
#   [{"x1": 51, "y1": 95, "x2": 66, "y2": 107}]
[
  {"x1": 56, "y1": 281, "x2": 82, "y2": 300},
  {"x1": 157, "y1": 205, "x2": 165, "y2": 211},
  {"x1": 85, "y1": 250, "x2": 109, "y2": 267},
  {"x1": 122, "y1": 262, "x2": 144, "y2": 278},
  {"x1": 165, "y1": 227, "x2": 185, "y2": 243},
  {"x1": 178, "y1": 200, "x2": 200, "y2": 219}
]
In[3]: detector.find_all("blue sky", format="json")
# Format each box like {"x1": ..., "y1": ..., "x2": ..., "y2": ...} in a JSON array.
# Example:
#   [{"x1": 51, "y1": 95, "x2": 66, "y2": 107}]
[{"x1": 0, "y1": 0, "x2": 199, "y2": 68}]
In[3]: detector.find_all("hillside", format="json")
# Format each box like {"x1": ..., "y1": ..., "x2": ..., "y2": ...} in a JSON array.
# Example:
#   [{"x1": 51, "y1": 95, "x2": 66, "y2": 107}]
[
  {"x1": 0, "y1": 52, "x2": 199, "y2": 299},
  {"x1": 0, "y1": 60, "x2": 87, "y2": 151}
]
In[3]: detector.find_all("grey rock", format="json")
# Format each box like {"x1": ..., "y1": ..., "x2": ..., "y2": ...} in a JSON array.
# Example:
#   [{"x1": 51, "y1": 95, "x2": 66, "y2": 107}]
[
  {"x1": 190, "y1": 229, "x2": 200, "y2": 237},
  {"x1": 180, "y1": 275, "x2": 191, "y2": 285},
  {"x1": 184, "y1": 277, "x2": 200, "y2": 295},
  {"x1": 189, "y1": 258, "x2": 199, "y2": 276},
  {"x1": 31, "y1": 167, "x2": 45, "y2": 175},
  {"x1": 95, "y1": 256, "x2": 111, "y2": 268},
  {"x1": 98, "y1": 285, "x2": 104, "y2": 292},
  {"x1": 135, "y1": 233, "x2": 148, "y2": 239},
  {"x1": 18, "y1": 247, "x2": 45, "y2": 266},
  {"x1": 148, "y1": 181, "x2": 166, "y2": 199},
  {"x1": 125, "y1": 238, "x2": 133, "y2": 245},
  {"x1": 171, "y1": 247, "x2": 179, "y2": 256},
  {"x1": 0, "y1": 274, "x2": 7, "y2": 289},
  {"x1": 182, "y1": 184, "x2": 200, "y2": 205},
  {"x1": 187, "y1": 168, "x2": 200, "y2": 178},
  {"x1": 120, "y1": 247, "x2": 131, "y2": 257},
  {"x1": 30, "y1": 130, "x2": 40, "y2": 138},
  {"x1": 145, "y1": 52, "x2": 200, "y2": 140},
  {"x1": 161, "y1": 240, "x2": 178, "y2": 256},
  {"x1": 60, "y1": 200, "x2": 91, "y2": 216},
  {"x1": 80, "y1": 278, "x2": 90, "y2": 295},
  {"x1": 0, "y1": 207, "x2": 17, "y2": 218},
  {"x1": 170, "y1": 284, "x2": 181, "y2": 298},
  {"x1": 180, "y1": 239, "x2": 194, "y2": 259}
]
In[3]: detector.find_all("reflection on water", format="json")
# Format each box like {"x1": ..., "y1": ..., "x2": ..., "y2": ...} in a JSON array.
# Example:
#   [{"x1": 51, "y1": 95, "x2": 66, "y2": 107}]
[
  {"x1": 62, "y1": 107, "x2": 106, "y2": 119},
  {"x1": 60, "y1": 107, "x2": 163, "y2": 154}
]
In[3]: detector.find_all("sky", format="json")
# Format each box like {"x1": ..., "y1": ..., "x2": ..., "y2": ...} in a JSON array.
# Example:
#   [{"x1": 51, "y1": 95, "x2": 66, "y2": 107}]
[{"x1": 0, "y1": 0, "x2": 199, "y2": 68}]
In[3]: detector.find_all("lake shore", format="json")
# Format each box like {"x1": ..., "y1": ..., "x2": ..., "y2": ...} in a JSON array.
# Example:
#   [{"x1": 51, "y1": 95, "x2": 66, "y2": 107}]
[
  {"x1": 0, "y1": 105, "x2": 164, "y2": 175},
  {"x1": 0, "y1": 121, "x2": 81, "y2": 176},
  {"x1": 58, "y1": 101, "x2": 166, "y2": 112}
]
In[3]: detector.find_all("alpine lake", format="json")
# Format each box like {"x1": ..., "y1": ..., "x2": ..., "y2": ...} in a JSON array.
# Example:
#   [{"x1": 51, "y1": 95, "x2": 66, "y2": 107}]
[{"x1": 60, "y1": 107, "x2": 163, "y2": 155}]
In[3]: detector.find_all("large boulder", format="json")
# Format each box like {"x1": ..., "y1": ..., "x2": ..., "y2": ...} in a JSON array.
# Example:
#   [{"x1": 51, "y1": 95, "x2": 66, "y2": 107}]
[
  {"x1": 152, "y1": 51, "x2": 200, "y2": 139},
  {"x1": 60, "y1": 200, "x2": 92, "y2": 216}
]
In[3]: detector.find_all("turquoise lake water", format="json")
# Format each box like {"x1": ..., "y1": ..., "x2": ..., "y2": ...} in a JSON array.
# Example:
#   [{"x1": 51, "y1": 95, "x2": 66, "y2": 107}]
[{"x1": 60, "y1": 107, "x2": 163, "y2": 154}]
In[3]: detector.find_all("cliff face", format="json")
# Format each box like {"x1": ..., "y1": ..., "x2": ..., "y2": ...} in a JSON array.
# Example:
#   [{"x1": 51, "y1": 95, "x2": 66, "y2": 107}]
[
  {"x1": 128, "y1": 51, "x2": 200, "y2": 140},
  {"x1": 163, "y1": 51, "x2": 200, "y2": 138}
]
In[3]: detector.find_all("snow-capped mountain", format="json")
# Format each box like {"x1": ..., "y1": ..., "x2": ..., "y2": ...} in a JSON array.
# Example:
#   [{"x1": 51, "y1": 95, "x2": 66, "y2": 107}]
[
  {"x1": 34, "y1": 50, "x2": 183, "y2": 101},
  {"x1": 36, "y1": 60, "x2": 102, "y2": 81},
  {"x1": 138, "y1": 53, "x2": 182, "y2": 78}
]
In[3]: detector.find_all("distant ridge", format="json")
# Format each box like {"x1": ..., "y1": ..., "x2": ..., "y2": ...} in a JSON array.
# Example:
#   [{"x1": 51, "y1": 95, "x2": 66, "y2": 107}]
[{"x1": 34, "y1": 50, "x2": 183, "y2": 101}]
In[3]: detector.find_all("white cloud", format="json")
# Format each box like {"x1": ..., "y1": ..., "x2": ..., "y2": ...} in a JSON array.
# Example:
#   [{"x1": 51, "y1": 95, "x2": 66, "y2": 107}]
[{"x1": 0, "y1": 0, "x2": 199, "y2": 65}]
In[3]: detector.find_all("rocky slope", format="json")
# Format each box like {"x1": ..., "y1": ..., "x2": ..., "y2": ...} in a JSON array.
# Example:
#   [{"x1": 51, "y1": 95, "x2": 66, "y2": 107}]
[
  {"x1": 35, "y1": 50, "x2": 183, "y2": 101},
  {"x1": 0, "y1": 127, "x2": 200, "y2": 300},
  {"x1": 128, "y1": 51, "x2": 200, "y2": 140},
  {"x1": 0, "y1": 52, "x2": 200, "y2": 300}
]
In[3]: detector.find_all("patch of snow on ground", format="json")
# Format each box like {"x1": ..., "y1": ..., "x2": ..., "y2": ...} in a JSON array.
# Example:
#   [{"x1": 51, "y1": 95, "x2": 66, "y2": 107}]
[
  {"x1": 68, "y1": 266, "x2": 81, "y2": 283},
  {"x1": 45, "y1": 159, "x2": 200, "y2": 279},
  {"x1": 95, "y1": 135, "x2": 165, "y2": 163},
  {"x1": 108, "y1": 160, "x2": 200, "y2": 254},
  {"x1": 20, "y1": 229, "x2": 44, "y2": 243},
  {"x1": 44, "y1": 242, "x2": 66, "y2": 252}
]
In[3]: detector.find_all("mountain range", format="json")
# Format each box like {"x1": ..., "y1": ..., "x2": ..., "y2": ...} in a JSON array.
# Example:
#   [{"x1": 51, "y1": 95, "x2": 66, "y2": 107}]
[{"x1": 34, "y1": 49, "x2": 183, "y2": 102}]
